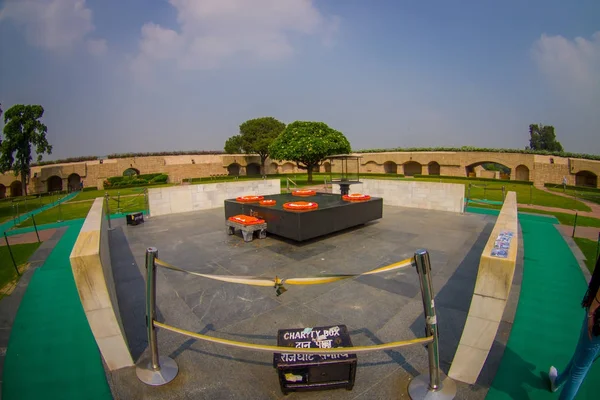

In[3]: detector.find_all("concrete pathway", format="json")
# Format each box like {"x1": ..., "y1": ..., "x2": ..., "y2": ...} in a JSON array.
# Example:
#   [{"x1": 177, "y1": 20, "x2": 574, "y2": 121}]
[
  {"x1": 0, "y1": 229, "x2": 56, "y2": 246},
  {"x1": 108, "y1": 206, "x2": 504, "y2": 399},
  {"x1": 555, "y1": 225, "x2": 600, "y2": 241}
]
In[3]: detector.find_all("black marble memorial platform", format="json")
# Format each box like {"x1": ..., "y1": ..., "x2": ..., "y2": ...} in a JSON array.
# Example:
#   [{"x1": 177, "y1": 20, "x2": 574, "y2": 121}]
[
  {"x1": 273, "y1": 325, "x2": 357, "y2": 394},
  {"x1": 224, "y1": 193, "x2": 383, "y2": 242}
]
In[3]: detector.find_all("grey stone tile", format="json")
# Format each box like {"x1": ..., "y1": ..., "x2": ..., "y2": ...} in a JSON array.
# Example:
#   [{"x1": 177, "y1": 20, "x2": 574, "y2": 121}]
[
  {"x1": 107, "y1": 205, "x2": 502, "y2": 399},
  {"x1": 305, "y1": 280, "x2": 410, "y2": 333}
]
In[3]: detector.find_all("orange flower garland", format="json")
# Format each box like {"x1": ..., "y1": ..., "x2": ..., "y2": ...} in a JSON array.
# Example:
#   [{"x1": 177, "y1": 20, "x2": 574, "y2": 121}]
[
  {"x1": 260, "y1": 199, "x2": 276, "y2": 206},
  {"x1": 291, "y1": 189, "x2": 316, "y2": 197},
  {"x1": 228, "y1": 215, "x2": 265, "y2": 225},
  {"x1": 283, "y1": 201, "x2": 319, "y2": 211},
  {"x1": 342, "y1": 193, "x2": 371, "y2": 202},
  {"x1": 236, "y1": 195, "x2": 264, "y2": 203}
]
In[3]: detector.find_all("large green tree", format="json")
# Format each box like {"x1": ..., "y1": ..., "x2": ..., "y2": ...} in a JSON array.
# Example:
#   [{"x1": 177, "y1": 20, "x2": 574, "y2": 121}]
[
  {"x1": 527, "y1": 124, "x2": 564, "y2": 152},
  {"x1": 269, "y1": 121, "x2": 351, "y2": 183},
  {"x1": 1, "y1": 105, "x2": 52, "y2": 195},
  {"x1": 225, "y1": 117, "x2": 285, "y2": 175}
]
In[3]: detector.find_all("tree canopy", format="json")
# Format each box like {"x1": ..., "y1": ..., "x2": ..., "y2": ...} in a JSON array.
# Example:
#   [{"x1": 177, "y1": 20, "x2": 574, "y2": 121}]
[
  {"x1": 528, "y1": 124, "x2": 564, "y2": 152},
  {"x1": 269, "y1": 121, "x2": 351, "y2": 182},
  {"x1": 224, "y1": 135, "x2": 243, "y2": 154},
  {"x1": 224, "y1": 117, "x2": 285, "y2": 175},
  {"x1": 1, "y1": 104, "x2": 52, "y2": 195}
]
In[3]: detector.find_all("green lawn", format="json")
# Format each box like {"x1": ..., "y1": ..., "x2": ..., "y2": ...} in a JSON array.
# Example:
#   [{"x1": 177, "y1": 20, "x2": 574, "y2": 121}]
[
  {"x1": 546, "y1": 186, "x2": 600, "y2": 206},
  {"x1": 0, "y1": 242, "x2": 41, "y2": 294},
  {"x1": 517, "y1": 207, "x2": 600, "y2": 228},
  {"x1": 413, "y1": 176, "x2": 591, "y2": 211},
  {"x1": 574, "y1": 237, "x2": 599, "y2": 273},
  {"x1": 13, "y1": 193, "x2": 148, "y2": 227},
  {"x1": 0, "y1": 194, "x2": 60, "y2": 224},
  {"x1": 14, "y1": 200, "x2": 95, "y2": 227}
]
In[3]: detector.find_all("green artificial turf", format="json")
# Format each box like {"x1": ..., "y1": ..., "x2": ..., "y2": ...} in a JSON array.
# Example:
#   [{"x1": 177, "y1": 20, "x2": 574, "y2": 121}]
[
  {"x1": 1, "y1": 220, "x2": 112, "y2": 400},
  {"x1": 518, "y1": 208, "x2": 600, "y2": 228},
  {"x1": 465, "y1": 208, "x2": 600, "y2": 399}
]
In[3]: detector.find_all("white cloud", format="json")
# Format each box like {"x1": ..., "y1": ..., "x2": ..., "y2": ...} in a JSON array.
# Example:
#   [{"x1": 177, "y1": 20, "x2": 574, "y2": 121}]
[
  {"x1": 0, "y1": 0, "x2": 105, "y2": 54},
  {"x1": 532, "y1": 32, "x2": 600, "y2": 98},
  {"x1": 87, "y1": 39, "x2": 107, "y2": 56},
  {"x1": 131, "y1": 0, "x2": 340, "y2": 78}
]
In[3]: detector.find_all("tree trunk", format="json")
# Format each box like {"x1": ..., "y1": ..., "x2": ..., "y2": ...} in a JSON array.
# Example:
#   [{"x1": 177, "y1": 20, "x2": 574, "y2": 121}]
[
  {"x1": 260, "y1": 155, "x2": 267, "y2": 177},
  {"x1": 21, "y1": 171, "x2": 28, "y2": 196},
  {"x1": 307, "y1": 164, "x2": 314, "y2": 183}
]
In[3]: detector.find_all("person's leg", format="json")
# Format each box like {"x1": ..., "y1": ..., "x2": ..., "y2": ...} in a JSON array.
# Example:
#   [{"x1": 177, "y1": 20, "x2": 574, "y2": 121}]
[{"x1": 558, "y1": 317, "x2": 600, "y2": 400}]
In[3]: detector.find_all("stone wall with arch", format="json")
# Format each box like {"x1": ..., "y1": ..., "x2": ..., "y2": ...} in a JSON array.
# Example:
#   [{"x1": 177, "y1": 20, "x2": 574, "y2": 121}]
[
  {"x1": 403, "y1": 161, "x2": 422, "y2": 176},
  {"x1": 515, "y1": 165, "x2": 530, "y2": 181},
  {"x1": 383, "y1": 161, "x2": 398, "y2": 174},
  {"x1": 10, "y1": 181, "x2": 23, "y2": 197},
  {"x1": 428, "y1": 161, "x2": 441, "y2": 175},
  {"x1": 575, "y1": 170, "x2": 598, "y2": 187},
  {"x1": 246, "y1": 163, "x2": 261, "y2": 176},
  {"x1": 281, "y1": 162, "x2": 295, "y2": 173},
  {"x1": 47, "y1": 175, "x2": 63, "y2": 192},
  {"x1": 1, "y1": 150, "x2": 599, "y2": 195}
]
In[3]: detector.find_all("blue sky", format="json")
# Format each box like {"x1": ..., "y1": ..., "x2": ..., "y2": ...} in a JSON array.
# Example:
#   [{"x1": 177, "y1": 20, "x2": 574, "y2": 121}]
[{"x1": 1, "y1": 0, "x2": 599, "y2": 160}]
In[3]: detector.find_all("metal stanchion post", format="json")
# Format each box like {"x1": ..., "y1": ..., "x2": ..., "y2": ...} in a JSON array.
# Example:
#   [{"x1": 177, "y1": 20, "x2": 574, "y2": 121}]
[
  {"x1": 467, "y1": 184, "x2": 471, "y2": 205},
  {"x1": 408, "y1": 249, "x2": 456, "y2": 400},
  {"x1": 4, "y1": 233, "x2": 20, "y2": 276},
  {"x1": 32, "y1": 215, "x2": 41, "y2": 243},
  {"x1": 117, "y1": 191, "x2": 121, "y2": 214},
  {"x1": 572, "y1": 212, "x2": 578, "y2": 238},
  {"x1": 57, "y1": 199, "x2": 63, "y2": 223},
  {"x1": 136, "y1": 247, "x2": 178, "y2": 385},
  {"x1": 529, "y1": 185, "x2": 532, "y2": 205},
  {"x1": 144, "y1": 188, "x2": 150, "y2": 218},
  {"x1": 104, "y1": 194, "x2": 115, "y2": 231}
]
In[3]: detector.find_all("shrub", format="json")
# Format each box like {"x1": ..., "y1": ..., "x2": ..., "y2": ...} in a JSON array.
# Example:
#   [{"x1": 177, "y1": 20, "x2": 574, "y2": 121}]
[
  {"x1": 139, "y1": 173, "x2": 163, "y2": 181},
  {"x1": 149, "y1": 174, "x2": 168, "y2": 184},
  {"x1": 106, "y1": 150, "x2": 224, "y2": 159},
  {"x1": 82, "y1": 186, "x2": 99, "y2": 192},
  {"x1": 103, "y1": 174, "x2": 169, "y2": 189}
]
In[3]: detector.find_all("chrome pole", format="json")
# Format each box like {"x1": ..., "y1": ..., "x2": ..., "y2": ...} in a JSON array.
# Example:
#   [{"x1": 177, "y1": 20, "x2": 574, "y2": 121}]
[
  {"x1": 136, "y1": 247, "x2": 178, "y2": 386},
  {"x1": 146, "y1": 247, "x2": 160, "y2": 370},
  {"x1": 104, "y1": 194, "x2": 114, "y2": 231},
  {"x1": 408, "y1": 249, "x2": 456, "y2": 400}
]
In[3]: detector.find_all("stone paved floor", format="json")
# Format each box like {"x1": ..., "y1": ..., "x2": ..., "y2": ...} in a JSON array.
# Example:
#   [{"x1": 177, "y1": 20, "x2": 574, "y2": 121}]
[{"x1": 107, "y1": 205, "x2": 518, "y2": 400}]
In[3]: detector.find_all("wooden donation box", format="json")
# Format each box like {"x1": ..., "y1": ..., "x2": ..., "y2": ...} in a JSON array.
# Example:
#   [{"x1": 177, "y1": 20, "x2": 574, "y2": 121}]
[{"x1": 273, "y1": 325, "x2": 357, "y2": 394}]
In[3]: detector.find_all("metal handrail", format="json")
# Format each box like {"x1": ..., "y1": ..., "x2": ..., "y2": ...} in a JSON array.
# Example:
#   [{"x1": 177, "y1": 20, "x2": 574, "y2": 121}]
[{"x1": 286, "y1": 177, "x2": 297, "y2": 193}]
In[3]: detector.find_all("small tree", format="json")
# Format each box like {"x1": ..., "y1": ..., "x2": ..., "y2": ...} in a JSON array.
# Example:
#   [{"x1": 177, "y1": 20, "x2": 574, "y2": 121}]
[
  {"x1": 224, "y1": 117, "x2": 285, "y2": 175},
  {"x1": 224, "y1": 135, "x2": 243, "y2": 153},
  {"x1": 269, "y1": 121, "x2": 351, "y2": 183},
  {"x1": 1, "y1": 105, "x2": 52, "y2": 196},
  {"x1": 527, "y1": 124, "x2": 564, "y2": 152}
]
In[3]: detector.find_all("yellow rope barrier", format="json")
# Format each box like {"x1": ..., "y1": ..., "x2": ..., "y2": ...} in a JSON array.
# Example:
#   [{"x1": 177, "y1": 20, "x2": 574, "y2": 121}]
[
  {"x1": 154, "y1": 256, "x2": 415, "y2": 289},
  {"x1": 154, "y1": 321, "x2": 433, "y2": 353}
]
